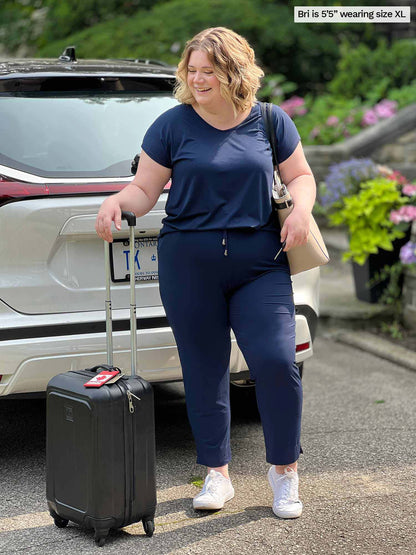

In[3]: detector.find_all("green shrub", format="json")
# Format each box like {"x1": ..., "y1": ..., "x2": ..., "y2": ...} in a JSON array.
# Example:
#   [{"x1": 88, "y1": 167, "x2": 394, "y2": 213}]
[
  {"x1": 41, "y1": 0, "x2": 163, "y2": 43},
  {"x1": 387, "y1": 81, "x2": 416, "y2": 109},
  {"x1": 292, "y1": 94, "x2": 364, "y2": 145},
  {"x1": 329, "y1": 38, "x2": 416, "y2": 101},
  {"x1": 35, "y1": 0, "x2": 346, "y2": 93},
  {"x1": 257, "y1": 74, "x2": 297, "y2": 105},
  {"x1": 283, "y1": 81, "x2": 416, "y2": 146}
]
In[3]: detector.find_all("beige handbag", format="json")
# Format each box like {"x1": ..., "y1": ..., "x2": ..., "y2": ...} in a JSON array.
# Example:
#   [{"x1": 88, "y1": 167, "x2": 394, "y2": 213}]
[{"x1": 261, "y1": 102, "x2": 330, "y2": 275}]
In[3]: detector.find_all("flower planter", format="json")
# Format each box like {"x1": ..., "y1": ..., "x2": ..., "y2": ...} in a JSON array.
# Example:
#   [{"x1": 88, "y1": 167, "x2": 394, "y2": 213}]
[{"x1": 352, "y1": 235, "x2": 409, "y2": 304}]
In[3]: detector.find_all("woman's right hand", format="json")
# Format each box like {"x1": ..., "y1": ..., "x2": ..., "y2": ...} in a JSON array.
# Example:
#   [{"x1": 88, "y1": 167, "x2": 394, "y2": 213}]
[
  {"x1": 95, "y1": 194, "x2": 122, "y2": 243},
  {"x1": 95, "y1": 151, "x2": 172, "y2": 243}
]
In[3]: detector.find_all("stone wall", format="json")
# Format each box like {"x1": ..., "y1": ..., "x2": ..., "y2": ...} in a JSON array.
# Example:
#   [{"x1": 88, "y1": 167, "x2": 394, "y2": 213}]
[{"x1": 304, "y1": 104, "x2": 416, "y2": 183}]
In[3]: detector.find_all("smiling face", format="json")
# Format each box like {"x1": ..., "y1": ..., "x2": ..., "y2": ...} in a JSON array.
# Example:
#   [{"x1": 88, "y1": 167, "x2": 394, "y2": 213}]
[{"x1": 186, "y1": 50, "x2": 225, "y2": 110}]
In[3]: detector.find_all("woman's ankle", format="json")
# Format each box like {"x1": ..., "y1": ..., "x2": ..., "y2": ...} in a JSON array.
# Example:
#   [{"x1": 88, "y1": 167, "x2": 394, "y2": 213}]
[
  {"x1": 274, "y1": 462, "x2": 297, "y2": 475},
  {"x1": 208, "y1": 465, "x2": 229, "y2": 479}
]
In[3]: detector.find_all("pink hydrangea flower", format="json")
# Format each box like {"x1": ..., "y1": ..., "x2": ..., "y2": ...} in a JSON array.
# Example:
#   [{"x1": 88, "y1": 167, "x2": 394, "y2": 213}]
[
  {"x1": 387, "y1": 170, "x2": 409, "y2": 185},
  {"x1": 390, "y1": 205, "x2": 416, "y2": 224},
  {"x1": 310, "y1": 127, "x2": 320, "y2": 139},
  {"x1": 326, "y1": 115, "x2": 339, "y2": 126},
  {"x1": 285, "y1": 96, "x2": 304, "y2": 107},
  {"x1": 362, "y1": 109, "x2": 378, "y2": 126},
  {"x1": 280, "y1": 96, "x2": 307, "y2": 118},
  {"x1": 377, "y1": 99, "x2": 398, "y2": 111},
  {"x1": 374, "y1": 102, "x2": 396, "y2": 119},
  {"x1": 402, "y1": 184, "x2": 416, "y2": 197},
  {"x1": 362, "y1": 100, "x2": 397, "y2": 126}
]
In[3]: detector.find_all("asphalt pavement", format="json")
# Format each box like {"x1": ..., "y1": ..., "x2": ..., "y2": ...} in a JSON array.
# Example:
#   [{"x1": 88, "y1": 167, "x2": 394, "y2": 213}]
[{"x1": 1, "y1": 335, "x2": 415, "y2": 554}]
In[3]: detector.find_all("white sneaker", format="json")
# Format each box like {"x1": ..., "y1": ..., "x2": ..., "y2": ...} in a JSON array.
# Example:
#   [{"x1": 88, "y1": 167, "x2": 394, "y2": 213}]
[
  {"x1": 193, "y1": 469, "x2": 235, "y2": 510},
  {"x1": 268, "y1": 466, "x2": 303, "y2": 519}
]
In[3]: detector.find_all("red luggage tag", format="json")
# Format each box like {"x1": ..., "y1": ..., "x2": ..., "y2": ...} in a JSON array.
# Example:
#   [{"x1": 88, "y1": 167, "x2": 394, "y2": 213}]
[{"x1": 84, "y1": 369, "x2": 121, "y2": 388}]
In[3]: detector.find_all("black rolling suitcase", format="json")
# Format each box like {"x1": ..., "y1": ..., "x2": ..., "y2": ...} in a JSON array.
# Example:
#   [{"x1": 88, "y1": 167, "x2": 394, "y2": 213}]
[{"x1": 46, "y1": 211, "x2": 156, "y2": 547}]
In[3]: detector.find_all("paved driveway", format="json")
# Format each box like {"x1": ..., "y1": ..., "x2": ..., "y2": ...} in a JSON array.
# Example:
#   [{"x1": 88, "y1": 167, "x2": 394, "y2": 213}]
[{"x1": 0, "y1": 335, "x2": 415, "y2": 554}]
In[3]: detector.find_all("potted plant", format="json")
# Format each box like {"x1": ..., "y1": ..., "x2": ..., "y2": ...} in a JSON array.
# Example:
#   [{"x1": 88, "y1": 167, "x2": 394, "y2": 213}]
[{"x1": 320, "y1": 159, "x2": 413, "y2": 303}]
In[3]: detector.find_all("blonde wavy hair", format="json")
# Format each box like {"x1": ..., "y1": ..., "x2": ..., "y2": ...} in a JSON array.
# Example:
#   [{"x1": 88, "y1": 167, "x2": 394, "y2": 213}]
[{"x1": 174, "y1": 27, "x2": 264, "y2": 113}]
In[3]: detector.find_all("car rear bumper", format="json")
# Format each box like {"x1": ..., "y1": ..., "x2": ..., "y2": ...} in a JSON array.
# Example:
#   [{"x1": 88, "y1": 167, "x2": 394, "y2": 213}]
[{"x1": 0, "y1": 308, "x2": 316, "y2": 397}]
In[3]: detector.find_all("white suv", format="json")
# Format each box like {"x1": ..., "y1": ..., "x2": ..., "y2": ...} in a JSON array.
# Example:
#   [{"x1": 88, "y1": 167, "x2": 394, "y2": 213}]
[{"x1": 0, "y1": 48, "x2": 319, "y2": 398}]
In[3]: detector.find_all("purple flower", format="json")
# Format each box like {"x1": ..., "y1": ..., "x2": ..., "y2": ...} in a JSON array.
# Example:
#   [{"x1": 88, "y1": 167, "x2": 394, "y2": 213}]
[
  {"x1": 326, "y1": 115, "x2": 339, "y2": 126},
  {"x1": 321, "y1": 158, "x2": 379, "y2": 208},
  {"x1": 400, "y1": 241, "x2": 416, "y2": 265},
  {"x1": 310, "y1": 126, "x2": 320, "y2": 139},
  {"x1": 362, "y1": 109, "x2": 378, "y2": 126}
]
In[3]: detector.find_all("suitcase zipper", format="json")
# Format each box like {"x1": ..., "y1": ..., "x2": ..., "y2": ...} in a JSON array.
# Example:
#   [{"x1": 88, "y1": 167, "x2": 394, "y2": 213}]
[
  {"x1": 120, "y1": 380, "x2": 141, "y2": 523},
  {"x1": 126, "y1": 389, "x2": 141, "y2": 414}
]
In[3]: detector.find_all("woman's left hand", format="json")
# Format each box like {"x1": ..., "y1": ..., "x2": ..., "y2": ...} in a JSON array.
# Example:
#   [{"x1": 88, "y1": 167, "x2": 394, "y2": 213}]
[{"x1": 280, "y1": 208, "x2": 310, "y2": 251}]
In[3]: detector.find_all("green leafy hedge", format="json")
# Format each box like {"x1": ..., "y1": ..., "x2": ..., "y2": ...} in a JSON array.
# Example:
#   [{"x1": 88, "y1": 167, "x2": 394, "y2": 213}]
[
  {"x1": 35, "y1": 0, "x2": 378, "y2": 96},
  {"x1": 329, "y1": 38, "x2": 416, "y2": 100}
]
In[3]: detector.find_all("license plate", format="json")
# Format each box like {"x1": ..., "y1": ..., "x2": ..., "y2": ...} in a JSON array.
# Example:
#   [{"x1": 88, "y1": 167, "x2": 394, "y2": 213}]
[{"x1": 110, "y1": 237, "x2": 158, "y2": 282}]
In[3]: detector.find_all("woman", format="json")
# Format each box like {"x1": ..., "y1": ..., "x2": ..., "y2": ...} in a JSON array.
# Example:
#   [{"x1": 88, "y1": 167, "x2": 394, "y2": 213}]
[{"x1": 95, "y1": 27, "x2": 316, "y2": 519}]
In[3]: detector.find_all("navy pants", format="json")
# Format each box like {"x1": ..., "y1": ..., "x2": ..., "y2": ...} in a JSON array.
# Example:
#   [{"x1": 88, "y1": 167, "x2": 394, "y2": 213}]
[{"x1": 158, "y1": 229, "x2": 303, "y2": 467}]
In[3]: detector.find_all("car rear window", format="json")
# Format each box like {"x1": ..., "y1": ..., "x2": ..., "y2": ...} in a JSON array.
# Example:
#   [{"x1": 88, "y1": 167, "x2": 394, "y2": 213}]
[{"x1": 0, "y1": 91, "x2": 178, "y2": 178}]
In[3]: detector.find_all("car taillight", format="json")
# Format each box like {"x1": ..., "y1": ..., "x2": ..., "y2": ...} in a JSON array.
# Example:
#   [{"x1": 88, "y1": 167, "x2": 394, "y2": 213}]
[
  {"x1": 296, "y1": 342, "x2": 310, "y2": 353},
  {"x1": 0, "y1": 177, "x2": 171, "y2": 206},
  {"x1": 0, "y1": 179, "x2": 126, "y2": 207}
]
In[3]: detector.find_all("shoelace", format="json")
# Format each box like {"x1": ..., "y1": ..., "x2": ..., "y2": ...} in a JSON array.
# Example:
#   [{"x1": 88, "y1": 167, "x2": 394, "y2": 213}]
[
  {"x1": 204, "y1": 471, "x2": 225, "y2": 496},
  {"x1": 274, "y1": 470, "x2": 298, "y2": 503}
]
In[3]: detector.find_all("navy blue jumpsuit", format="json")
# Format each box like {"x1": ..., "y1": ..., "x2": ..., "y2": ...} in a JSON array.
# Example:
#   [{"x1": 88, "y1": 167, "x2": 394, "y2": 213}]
[{"x1": 142, "y1": 102, "x2": 303, "y2": 466}]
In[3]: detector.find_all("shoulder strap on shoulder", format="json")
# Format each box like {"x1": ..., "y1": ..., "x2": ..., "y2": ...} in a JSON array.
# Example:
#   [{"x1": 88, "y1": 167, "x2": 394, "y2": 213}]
[{"x1": 260, "y1": 102, "x2": 278, "y2": 168}]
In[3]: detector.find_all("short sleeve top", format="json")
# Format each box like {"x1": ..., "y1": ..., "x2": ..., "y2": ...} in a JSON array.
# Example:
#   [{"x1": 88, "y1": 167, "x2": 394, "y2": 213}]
[{"x1": 141, "y1": 101, "x2": 300, "y2": 235}]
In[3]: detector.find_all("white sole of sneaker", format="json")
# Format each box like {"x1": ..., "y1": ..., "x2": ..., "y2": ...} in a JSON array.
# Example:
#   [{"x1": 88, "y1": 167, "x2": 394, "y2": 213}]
[
  {"x1": 193, "y1": 490, "x2": 235, "y2": 511},
  {"x1": 272, "y1": 503, "x2": 303, "y2": 519}
]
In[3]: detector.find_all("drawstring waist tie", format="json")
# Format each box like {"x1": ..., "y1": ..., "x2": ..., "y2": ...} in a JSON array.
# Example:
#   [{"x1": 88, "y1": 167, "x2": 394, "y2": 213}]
[{"x1": 222, "y1": 230, "x2": 228, "y2": 256}]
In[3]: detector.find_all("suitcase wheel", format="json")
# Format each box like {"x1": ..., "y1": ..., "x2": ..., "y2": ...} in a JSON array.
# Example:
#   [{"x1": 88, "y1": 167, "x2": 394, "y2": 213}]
[
  {"x1": 94, "y1": 531, "x2": 109, "y2": 547},
  {"x1": 143, "y1": 519, "x2": 155, "y2": 537},
  {"x1": 95, "y1": 536, "x2": 106, "y2": 548},
  {"x1": 54, "y1": 516, "x2": 69, "y2": 528}
]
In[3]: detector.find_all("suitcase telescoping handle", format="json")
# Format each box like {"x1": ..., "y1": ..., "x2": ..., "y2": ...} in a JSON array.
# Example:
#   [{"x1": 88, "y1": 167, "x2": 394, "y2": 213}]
[{"x1": 103, "y1": 210, "x2": 138, "y2": 376}]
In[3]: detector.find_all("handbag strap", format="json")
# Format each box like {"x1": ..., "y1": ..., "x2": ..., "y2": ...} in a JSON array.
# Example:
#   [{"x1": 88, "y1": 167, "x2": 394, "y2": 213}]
[
  {"x1": 260, "y1": 102, "x2": 278, "y2": 169},
  {"x1": 260, "y1": 101, "x2": 288, "y2": 197}
]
